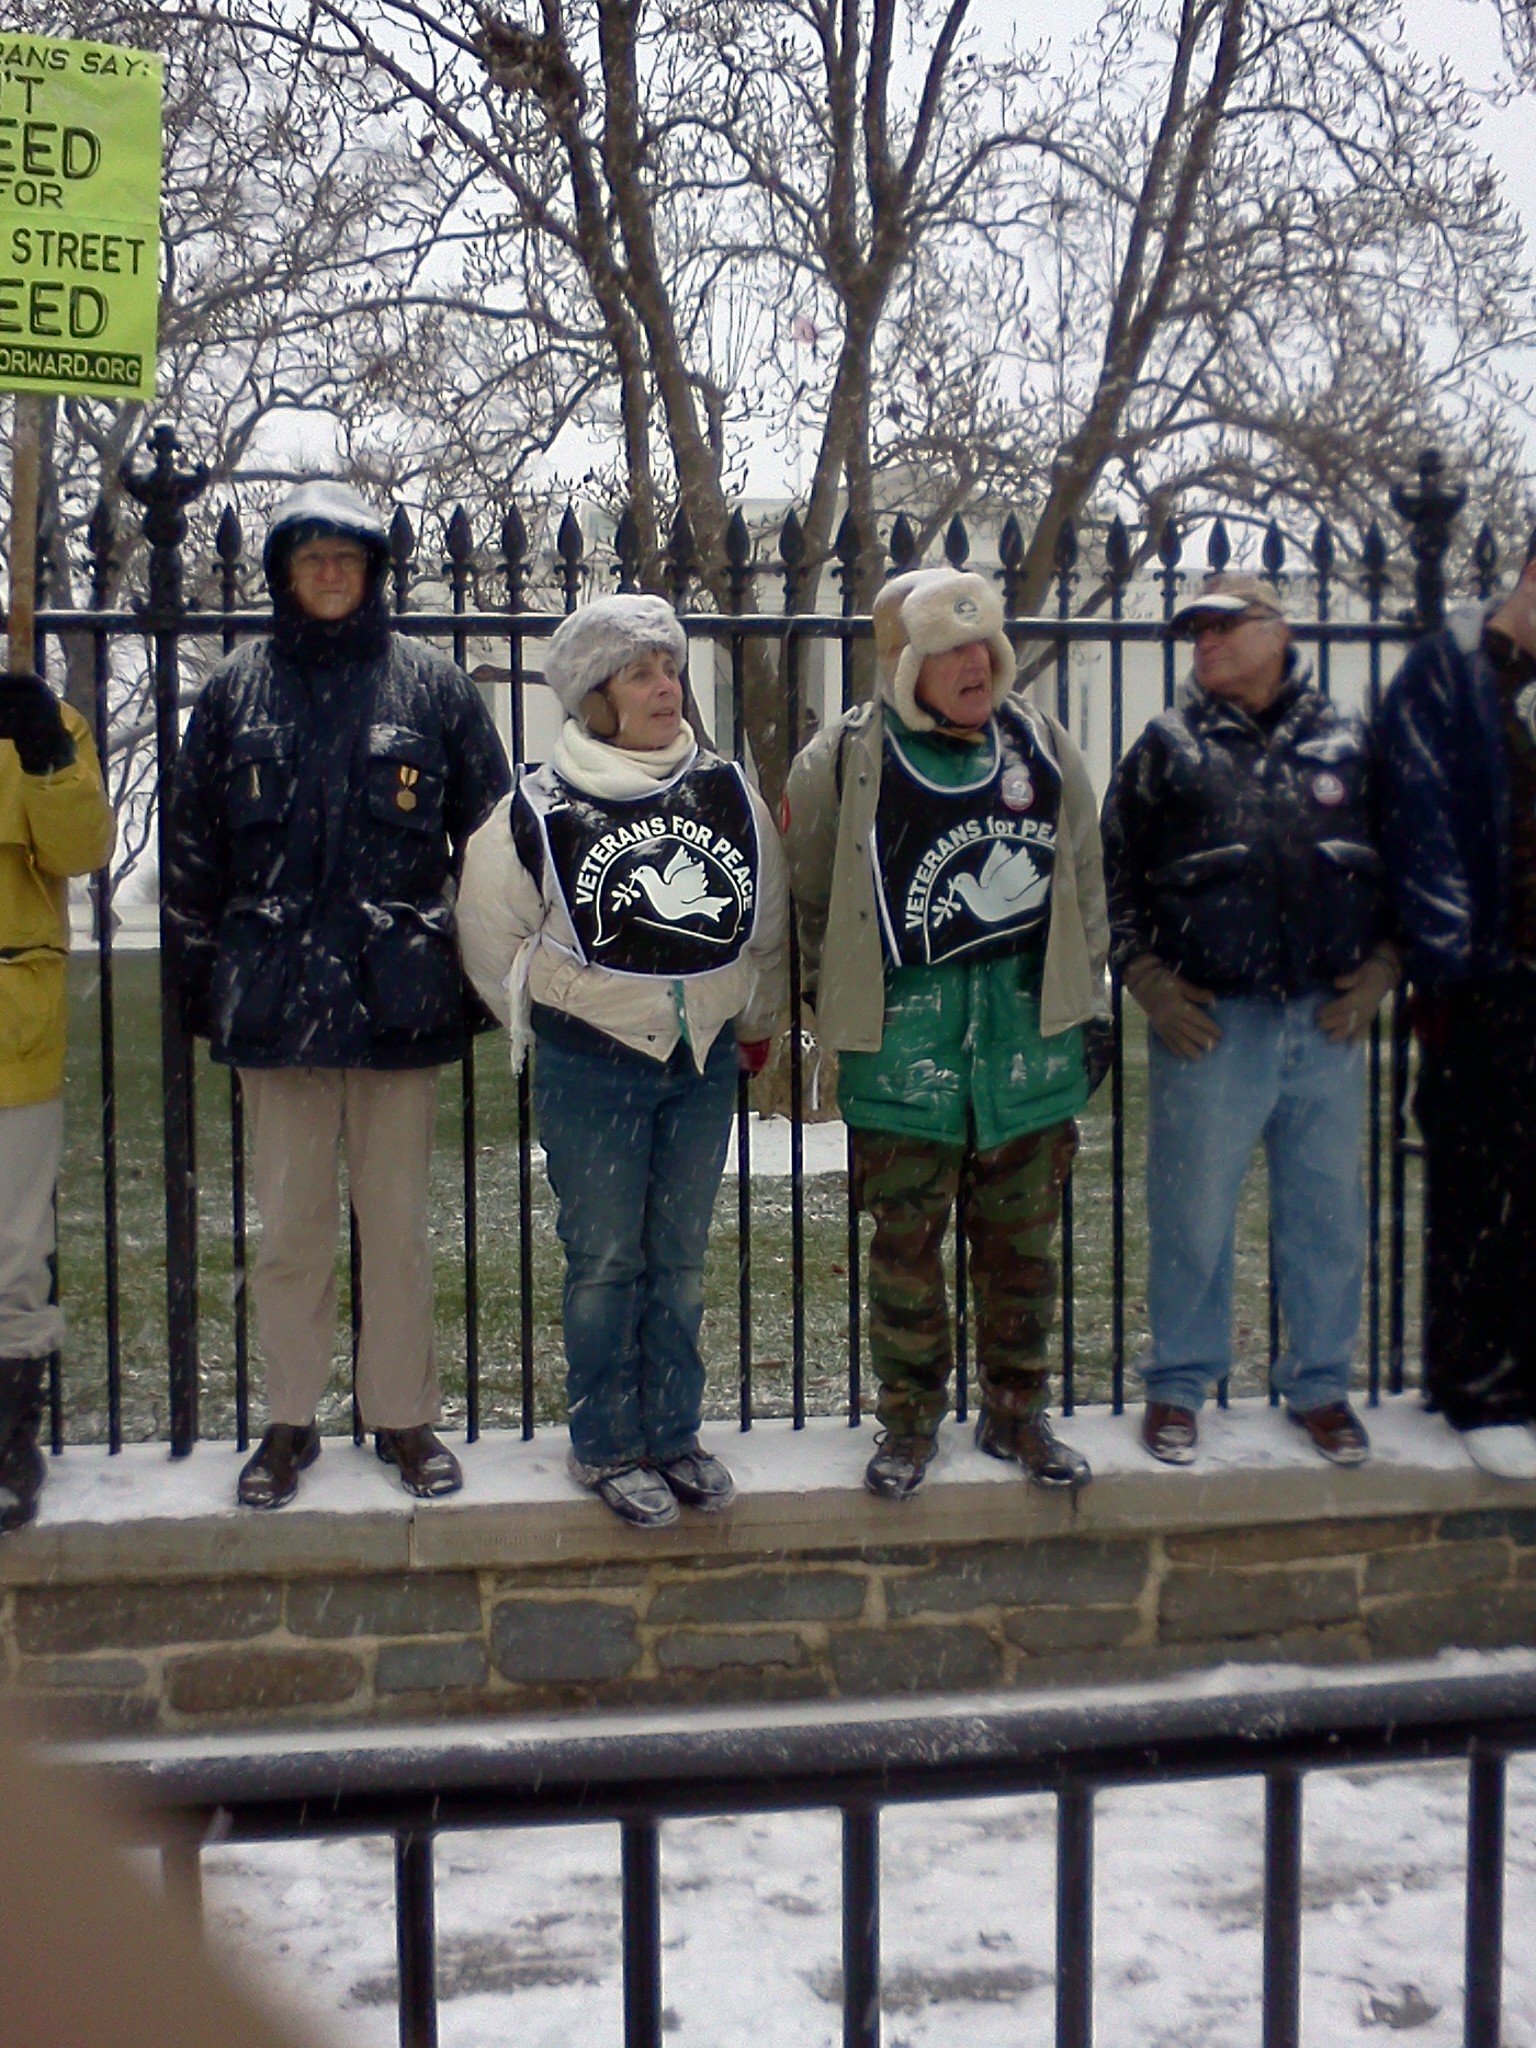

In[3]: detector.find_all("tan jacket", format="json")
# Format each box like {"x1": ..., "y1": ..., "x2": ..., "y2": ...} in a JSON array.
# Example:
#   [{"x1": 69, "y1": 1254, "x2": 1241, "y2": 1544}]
[
  {"x1": 458, "y1": 778, "x2": 789, "y2": 1069},
  {"x1": 783, "y1": 694, "x2": 1109, "y2": 1053},
  {"x1": 0, "y1": 705, "x2": 115, "y2": 1108}
]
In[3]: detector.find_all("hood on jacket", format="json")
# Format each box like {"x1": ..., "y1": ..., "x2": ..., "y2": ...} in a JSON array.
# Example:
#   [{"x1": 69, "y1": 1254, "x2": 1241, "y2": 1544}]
[
  {"x1": 263, "y1": 479, "x2": 393, "y2": 668},
  {"x1": 872, "y1": 568, "x2": 1016, "y2": 733},
  {"x1": 262, "y1": 479, "x2": 392, "y2": 601}
]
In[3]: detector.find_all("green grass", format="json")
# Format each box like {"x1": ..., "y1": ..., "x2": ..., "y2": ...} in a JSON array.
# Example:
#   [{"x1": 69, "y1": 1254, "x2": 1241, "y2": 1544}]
[{"x1": 56, "y1": 954, "x2": 1422, "y2": 1444}]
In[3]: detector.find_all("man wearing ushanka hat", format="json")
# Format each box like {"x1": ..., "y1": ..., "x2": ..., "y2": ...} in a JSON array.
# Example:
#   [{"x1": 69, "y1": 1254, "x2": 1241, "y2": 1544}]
[{"x1": 784, "y1": 566, "x2": 1109, "y2": 1499}]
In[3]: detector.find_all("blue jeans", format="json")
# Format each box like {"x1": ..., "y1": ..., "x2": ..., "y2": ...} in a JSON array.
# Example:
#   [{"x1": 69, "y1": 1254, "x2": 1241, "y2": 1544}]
[
  {"x1": 534, "y1": 1027, "x2": 737, "y2": 1469},
  {"x1": 1142, "y1": 994, "x2": 1365, "y2": 1415}
]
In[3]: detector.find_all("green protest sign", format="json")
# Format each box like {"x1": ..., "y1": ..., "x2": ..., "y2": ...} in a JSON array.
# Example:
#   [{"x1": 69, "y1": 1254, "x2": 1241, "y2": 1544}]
[{"x1": 0, "y1": 35, "x2": 162, "y2": 402}]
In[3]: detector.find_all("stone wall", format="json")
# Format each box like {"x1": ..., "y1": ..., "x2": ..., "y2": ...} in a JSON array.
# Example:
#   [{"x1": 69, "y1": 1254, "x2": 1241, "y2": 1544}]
[{"x1": 6, "y1": 1478, "x2": 1536, "y2": 1739}]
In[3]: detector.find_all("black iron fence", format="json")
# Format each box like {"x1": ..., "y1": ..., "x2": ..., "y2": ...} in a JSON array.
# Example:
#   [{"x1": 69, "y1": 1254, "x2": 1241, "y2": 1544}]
[
  {"x1": 31, "y1": 431, "x2": 1496, "y2": 1452},
  {"x1": 65, "y1": 1657, "x2": 1536, "y2": 2048}
]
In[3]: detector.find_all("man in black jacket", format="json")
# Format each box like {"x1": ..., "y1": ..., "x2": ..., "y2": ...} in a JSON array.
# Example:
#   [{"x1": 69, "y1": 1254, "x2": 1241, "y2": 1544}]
[
  {"x1": 1376, "y1": 540, "x2": 1536, "y2": 1478},
  {"x1": 166, "y1": 482, "x2": 510, "y2": 1507},
  {"x1": 1102, "y1": 575, "x2": 1397, "y2": 1467}
]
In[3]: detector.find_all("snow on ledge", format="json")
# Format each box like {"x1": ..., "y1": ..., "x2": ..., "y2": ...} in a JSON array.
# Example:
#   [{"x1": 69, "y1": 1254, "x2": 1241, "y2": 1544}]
[{"x1": 1, "y1": 1395, "x2": 1531, "y2": 1588}]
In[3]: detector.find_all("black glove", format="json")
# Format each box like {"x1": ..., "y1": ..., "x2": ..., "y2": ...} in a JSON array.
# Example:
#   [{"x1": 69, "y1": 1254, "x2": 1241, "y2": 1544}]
[
  {"x1": 0, "y1": 673, "x2": 73, "y2": 774},
  {"x1": 1084, "y1": 1016, "x2": 1115, "y2": 1096}
]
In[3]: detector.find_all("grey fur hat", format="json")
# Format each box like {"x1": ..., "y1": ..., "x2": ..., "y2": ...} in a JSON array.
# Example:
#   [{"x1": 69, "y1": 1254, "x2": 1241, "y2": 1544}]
[{"x1": 542, "y1": 595, "x2": 688, "y2": 716}]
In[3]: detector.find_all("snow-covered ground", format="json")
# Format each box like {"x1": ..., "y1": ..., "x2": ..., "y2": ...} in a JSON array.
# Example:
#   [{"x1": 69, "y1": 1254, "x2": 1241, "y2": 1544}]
[{"x1": 202, "y1": 1744, "x2": 1536, "y2": 2046}]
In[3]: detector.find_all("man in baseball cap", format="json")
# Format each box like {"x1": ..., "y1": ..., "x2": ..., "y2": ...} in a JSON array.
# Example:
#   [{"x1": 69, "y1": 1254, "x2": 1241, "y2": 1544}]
[
  {"x1": 1165, "y1": 573, "x2": 1287, "y2": 635},
  {"x1": 784, "y1": 567, "x2": 1109, "y2": 1500},
  {"x1": 1103, "y1": 573, "x2": 1396, "y2": 1468}
]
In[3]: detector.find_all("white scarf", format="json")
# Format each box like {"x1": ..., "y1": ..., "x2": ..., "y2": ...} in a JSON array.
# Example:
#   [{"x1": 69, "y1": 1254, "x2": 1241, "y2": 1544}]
[
  {"x1": 504, "y1": 719, "x2": 701, "y2": 1072},
  {"x1": 550, "y1": 717, "x2": 697, "y2": 797}
]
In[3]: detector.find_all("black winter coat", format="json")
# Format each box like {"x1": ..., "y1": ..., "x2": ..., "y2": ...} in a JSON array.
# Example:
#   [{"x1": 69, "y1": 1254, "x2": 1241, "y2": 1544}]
[
  {"x1": 1374, "y1": 611, "x2": 1516, "y2": 988},
  {"x1": 166, "y1": 635, "x2": 511, "y2": 1069},
  {"x1": 1101, "y1": 668, "x2": 1387, "y2": 998}
]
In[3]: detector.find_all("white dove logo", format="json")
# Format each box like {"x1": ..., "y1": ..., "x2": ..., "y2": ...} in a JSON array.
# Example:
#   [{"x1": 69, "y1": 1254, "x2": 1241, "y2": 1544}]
[
  {"x1": 939, "y1": 841, "x2": 1049, "y2": 925},
  {"x1": 627, "y1": 845, "x2": 732, "y2": 924}
]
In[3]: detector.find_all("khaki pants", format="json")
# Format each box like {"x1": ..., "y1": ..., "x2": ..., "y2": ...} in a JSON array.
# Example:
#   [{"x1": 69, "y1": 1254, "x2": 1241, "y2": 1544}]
[
  {"x1": 0, "y1": 1099, "x2": 63, "y2": 1360},
  {"x1": 240, "y1": 1067, "x2": 441, "y2": 1431}
]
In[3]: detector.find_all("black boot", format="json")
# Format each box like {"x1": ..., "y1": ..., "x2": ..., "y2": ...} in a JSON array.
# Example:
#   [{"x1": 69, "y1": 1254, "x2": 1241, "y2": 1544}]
[
  {"x1": 975, "y1": 1408, "x2": 1090, "y2": 1491},
  {"x1": 374, "y1": 1425, "x2": 463, "y2": 1499},
  {"x1": 237, "y1": 1423, "x2": 321, "y2": 1509},
  {"x1": 864, "y1": 1430, "x2": 938, "y2": 1500},
  {"x1": 0, "y1": 1357, "x2": 47, "y2": 1535}
]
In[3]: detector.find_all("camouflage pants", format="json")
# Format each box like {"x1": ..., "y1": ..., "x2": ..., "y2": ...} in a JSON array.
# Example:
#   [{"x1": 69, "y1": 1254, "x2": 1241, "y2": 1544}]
[{"x1": 850, "y1": 1120, "x2": 1078, "y2": 1439}]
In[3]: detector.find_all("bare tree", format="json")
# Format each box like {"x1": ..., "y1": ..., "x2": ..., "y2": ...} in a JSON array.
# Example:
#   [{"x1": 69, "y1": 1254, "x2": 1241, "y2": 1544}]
[
  {"x1": 868, "y1": 0, "x2": 1533, "y2": 610},
  {"x1": 20, "y1": 0, "x2": 1528, "y2": 809},
  {"x1": 1493, "y1": 0, "x2": 1536, "y2": 74},
  {"x1": 178, "y1": 0, "x2": 1051, "y2": 785},
  {"x1": 11, "y1": 3, "x2": 584, "y2": 687}
]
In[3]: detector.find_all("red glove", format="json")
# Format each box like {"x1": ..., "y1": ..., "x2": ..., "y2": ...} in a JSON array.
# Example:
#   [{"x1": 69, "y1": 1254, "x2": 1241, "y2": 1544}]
[{"x1": 736, "y1": 1038, "x2": 771, "y2": 1075}]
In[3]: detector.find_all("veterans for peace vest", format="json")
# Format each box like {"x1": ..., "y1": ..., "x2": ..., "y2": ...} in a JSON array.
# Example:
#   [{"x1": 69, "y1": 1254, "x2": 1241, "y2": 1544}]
[
  {"x1": 871, "y1": 701, "x2": 1061, "y2": 968},
  {"x1": 515, "y1": 753, "x2": 760, "y2": 977}
]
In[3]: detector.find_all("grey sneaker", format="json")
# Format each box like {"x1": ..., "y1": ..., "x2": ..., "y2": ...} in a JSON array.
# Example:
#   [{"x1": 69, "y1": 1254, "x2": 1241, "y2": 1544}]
[
  {"x1": 656, "y1": 1444, "x2": 735, "y2": 1511},
  {"x1": 864, "y1": 1431, "x2": 937, "y2": 1500},
  {"x1": 569, "y1": 1451, "x2": 680, "y2": 1528}
]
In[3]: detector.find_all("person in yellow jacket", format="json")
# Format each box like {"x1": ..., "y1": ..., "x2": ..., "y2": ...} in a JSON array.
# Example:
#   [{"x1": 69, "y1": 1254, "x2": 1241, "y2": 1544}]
[{"x1": 0, "y1": 670, "x2": 114, "y2": 1533}]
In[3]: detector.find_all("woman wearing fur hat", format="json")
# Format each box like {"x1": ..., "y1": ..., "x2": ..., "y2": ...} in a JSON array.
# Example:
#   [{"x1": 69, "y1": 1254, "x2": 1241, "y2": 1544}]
[
  {"x1": 458, "y1": 596, "x2": 788, "y2": 1527},
  {"x1": 783, "y1": 567, "x2": 1109, "y2": 1499}
]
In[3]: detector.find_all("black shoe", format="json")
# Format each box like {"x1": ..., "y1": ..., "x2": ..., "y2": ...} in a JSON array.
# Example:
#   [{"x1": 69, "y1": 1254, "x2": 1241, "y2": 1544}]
[
  {"x1": 864, "y1": 1431, "x2": 937, "y2": 1500},
  {"x1": 374, "y1": 1425, "x2": 463, "y2": 1498},
  {"x1": 976, "y1": 1409, "x2": 1090, "y2": 1490},
  {"x1": 0, "y1": 1356, "x2": 46, "y2": 1535},
  {"x1": 237, "y1": 1423, "x2": 320, "y2": 1510},
  {"x1": 974, "y1": 1408, "x2": 1018, "y2": 1463},
  {"x1": 656, "y1": 1443, "x2": 735, "y2": 1511}
]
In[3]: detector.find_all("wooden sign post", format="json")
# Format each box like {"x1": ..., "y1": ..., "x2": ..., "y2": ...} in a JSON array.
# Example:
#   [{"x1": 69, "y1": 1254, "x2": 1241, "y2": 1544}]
[{"x1": 6, "y1": 393, "x2": 42, "y2": 672}]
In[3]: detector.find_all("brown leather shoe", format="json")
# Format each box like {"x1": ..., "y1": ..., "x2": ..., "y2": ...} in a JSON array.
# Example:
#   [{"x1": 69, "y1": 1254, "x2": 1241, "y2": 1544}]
[
  {"x1": 1141, "y1": 1401, "x2": 1198, "y2": 1465},
  {"x1": 237, "y1": 1423, "x2": 320, "y2": 1509},
  {"x1": 375, "y1": 1425, "x2": 463, "y2": 1498},
  {"x1": 1289, "y1": 1400, "x2": 1370, "y2": 1467}
]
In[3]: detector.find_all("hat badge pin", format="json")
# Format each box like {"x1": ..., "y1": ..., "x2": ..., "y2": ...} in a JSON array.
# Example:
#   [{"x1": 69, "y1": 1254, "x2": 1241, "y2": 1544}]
[
  {"x1": 953, "y1": 595, "x2": 978, "y2": 621},
  {"x1": 1311, "y1": 770, "x2": 1346, "y2": 807},
  {"x1": 1001, "y1": 766, "x2": 1034, "y2": 811}
]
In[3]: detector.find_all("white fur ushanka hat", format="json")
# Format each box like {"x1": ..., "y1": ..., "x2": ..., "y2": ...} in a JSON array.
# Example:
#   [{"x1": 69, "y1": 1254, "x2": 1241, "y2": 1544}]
[
  {"x1": 872, "y1": 567, "x2": 1016, "y2": 731},
  {"x1": 542, "y1": 595, "x2": 688, "y2": 716}
]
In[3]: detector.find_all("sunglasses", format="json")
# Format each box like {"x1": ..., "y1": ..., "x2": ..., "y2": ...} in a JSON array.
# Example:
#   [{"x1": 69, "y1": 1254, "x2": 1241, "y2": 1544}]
[{"x1": 1175, "y1": 608, "x2": 1276, "y2": 641}]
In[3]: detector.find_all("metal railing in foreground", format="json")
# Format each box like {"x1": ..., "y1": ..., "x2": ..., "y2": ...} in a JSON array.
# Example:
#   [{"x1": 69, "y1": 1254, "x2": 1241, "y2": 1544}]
[{"x1": 63, "y1": 1657, "x2": 1536, "y2": 2048}]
